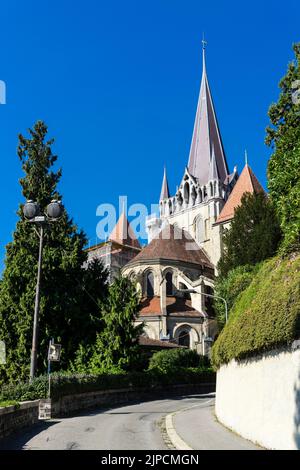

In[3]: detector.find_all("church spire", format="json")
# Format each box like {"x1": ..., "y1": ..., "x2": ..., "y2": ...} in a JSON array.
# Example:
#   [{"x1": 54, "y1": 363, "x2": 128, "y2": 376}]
[
  {"x1": 188, "y1": 41, "x2": 229, "y2": 185},
  {"x1": 160, "y1": 166, "x2": 170, "y2": 201},
  {"x1": 208, "y1": 144, "x2": 219, "y2": 181}
]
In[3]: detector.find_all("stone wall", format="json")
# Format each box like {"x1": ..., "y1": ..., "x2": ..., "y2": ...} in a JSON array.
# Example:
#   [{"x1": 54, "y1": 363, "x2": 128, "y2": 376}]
[
  {"x1": 52, "y1": 382, "x2": 215, "y2": 418},
  {"x1": 215, "y1": 344, "x2": 300, "y2": 450},
  {"x1": 0, "y1": 400, "x2": 40, "y2": 439}
]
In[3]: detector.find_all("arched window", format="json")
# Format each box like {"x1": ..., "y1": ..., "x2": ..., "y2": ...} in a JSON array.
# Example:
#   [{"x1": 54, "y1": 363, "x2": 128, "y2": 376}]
[
  {"x1": 178, "y1": 330, "x2": 190, "y2": 348},
  {"x1": 184, "y1": 182, "x2": 190, "y2": 204},
  {"x1": 194, "y1": 215, "x2": 204, "y2": 244},
  {"x1": 166, "y1": 271, "x2": 173, "y2": 296},
  {"x1": 210, "y1": 182, "x2": 214, "y2": 197},
  {"x1": 146, "y1": 271, "x2": 154, "y2": 297},
  {"x1": 191, "y1": 186, "x2": 196, "y2": 205}
]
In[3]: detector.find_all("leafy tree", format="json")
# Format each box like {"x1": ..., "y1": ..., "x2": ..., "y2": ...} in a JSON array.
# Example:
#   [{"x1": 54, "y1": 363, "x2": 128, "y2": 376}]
[
  {"x1": 72, "y1": 276, "x2": 143, "y2": 374},
  {"x1": 266, "y1": 42, "x2": 300, "y2": 252},
  {"x1": 218, "y1": 192, "x2": 281, "y2": 277},
  {"x1": 0, "y1": 121, "x2": 108, "y2": 385}
]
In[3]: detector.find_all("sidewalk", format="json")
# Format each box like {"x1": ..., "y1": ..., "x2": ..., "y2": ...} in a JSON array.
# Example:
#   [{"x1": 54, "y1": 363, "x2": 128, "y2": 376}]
[{"x1": 169, "y1": 396, "x2": 260, "y2": 450}]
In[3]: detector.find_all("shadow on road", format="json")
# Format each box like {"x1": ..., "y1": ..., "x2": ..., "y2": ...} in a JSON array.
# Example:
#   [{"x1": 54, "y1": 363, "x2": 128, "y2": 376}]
[{"x1": 0, "y1": 420, "x2": 59, "y2": 450}]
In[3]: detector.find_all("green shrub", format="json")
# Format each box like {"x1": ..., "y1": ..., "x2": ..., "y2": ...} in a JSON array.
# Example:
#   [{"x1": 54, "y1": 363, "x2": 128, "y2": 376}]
[
  {"x1": 148, "y1": 348, "x2": 210, "y2": 373},
  {"x1": 0, "y1": 400, "x2": 19, "y2": 408},
  {"x1": 214, "y1": 264, "x2": 260, "y2": 328},
  {"x1": 0, "y1": 375, "x2": 48, "y2": 402},
  {"x1": 0, "y1": 368, "x2": 215, "y2": 402},
  {"x1": 212, "y1": 254, "x2": 300, "y2": 369}
]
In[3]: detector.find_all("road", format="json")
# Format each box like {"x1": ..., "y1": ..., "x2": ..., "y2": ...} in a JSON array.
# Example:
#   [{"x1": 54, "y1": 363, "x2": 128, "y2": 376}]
[{"x1": 0, "y1": 395, "x2": 258, "y2": 450}]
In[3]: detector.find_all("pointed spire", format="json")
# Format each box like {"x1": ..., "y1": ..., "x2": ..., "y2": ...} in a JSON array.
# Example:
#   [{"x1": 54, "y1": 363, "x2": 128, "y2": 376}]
[
  {"x1": 188, "y1": 42, "x2": 229, "y2": 185},
  {"x1": 109, "y1": 212, "x2": 141, "y2": 249},
  {"x1": 208, "y1": 144, "x2": 219, "y2": 181},
  {"x1": 160, "y1": 166, "x2": 170, "y2": 201}
]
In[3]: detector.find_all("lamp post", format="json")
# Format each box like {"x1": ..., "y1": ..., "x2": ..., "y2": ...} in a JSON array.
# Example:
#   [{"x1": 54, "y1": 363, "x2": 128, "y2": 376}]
[
  {"x1": 23, "y1": 199, "x2": 63, "y2": 383},
  {"x1": 177, "y1": 288, "x2": 228, "y2": 323}
]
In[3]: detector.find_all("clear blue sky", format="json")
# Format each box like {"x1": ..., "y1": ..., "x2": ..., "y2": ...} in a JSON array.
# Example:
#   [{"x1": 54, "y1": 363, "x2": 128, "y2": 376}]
[{"x1": 0, "y1": 0, "x2": 299, "y2": 270}]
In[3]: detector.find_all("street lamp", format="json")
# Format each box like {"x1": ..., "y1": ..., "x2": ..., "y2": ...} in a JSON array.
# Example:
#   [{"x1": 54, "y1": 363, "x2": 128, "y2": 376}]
[{"x1": 23, "y1": 199, "x2": 63, "y2": 382}]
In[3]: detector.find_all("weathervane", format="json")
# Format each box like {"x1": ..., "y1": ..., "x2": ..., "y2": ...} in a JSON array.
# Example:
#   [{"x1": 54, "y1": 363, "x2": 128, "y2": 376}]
[{"x1": 202, "y1": 33, "x2": 207, "y2": 50}]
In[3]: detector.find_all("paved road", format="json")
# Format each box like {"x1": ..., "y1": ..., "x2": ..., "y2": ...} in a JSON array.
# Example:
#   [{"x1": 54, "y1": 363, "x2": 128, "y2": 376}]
[{"x1": 0, "y1": 395, "x2": 259, "y2": 450}]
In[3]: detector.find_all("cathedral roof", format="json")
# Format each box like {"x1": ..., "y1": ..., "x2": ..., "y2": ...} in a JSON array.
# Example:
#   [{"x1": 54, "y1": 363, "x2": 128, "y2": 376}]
[
  {"x1": 216, "y1": 164, "x2": 265, "y2": 224},
  {"x1": 126, "y1": 222, "x2": 213, "y2": 268},
  {"x1": 188, "y1": 45, "x2": 229, "y2": 185},
  {"x1": 109, "y1": 212, "x2": 141, "y2": 249},
  {"x1": 160, "y1": 167, "x2": 170, "y2": 201}
]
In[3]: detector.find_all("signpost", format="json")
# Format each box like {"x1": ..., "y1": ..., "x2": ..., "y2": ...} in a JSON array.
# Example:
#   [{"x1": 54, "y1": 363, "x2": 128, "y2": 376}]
[{"x1": 39, "y1": 339, "x2": 61, "y2": 420}]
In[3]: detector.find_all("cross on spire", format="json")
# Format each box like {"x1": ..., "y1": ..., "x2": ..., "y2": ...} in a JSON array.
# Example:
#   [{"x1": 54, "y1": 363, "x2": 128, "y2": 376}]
[{"x1": 202, "y1": 33, "x2": 207, "y2": 50}]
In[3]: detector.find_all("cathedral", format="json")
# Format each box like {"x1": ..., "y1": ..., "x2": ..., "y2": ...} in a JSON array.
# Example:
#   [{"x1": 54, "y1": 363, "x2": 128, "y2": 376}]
[{"x1": 87, "y1": 44, "x2": 264, "y2": 356}]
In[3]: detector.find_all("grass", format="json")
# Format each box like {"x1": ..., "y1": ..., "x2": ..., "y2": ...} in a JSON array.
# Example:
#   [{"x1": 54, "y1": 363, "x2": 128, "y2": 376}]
[{"x1": 0, "y1": 400, "x2": 19, "y2": 408}]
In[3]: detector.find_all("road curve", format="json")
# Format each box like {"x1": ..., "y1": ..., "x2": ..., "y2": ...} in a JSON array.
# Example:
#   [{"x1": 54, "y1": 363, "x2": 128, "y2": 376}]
[{"x1": 0, "y1": 395, "x2": 258, "y2": 450}]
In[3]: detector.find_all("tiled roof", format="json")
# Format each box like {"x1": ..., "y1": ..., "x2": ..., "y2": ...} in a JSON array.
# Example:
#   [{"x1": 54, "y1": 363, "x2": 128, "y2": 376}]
[
  {"x1": 127, "y1": 222, "x2": 213, "y2": 269},
  {"x1": 139, "y1": 296, "x2": 204, "y2": 318},
  {"x1": 138, "y1": 336, "x2": 184, "y2": 348},
  {"x1": 216, "y1": 164, "x2": 265, "y2": 224},
  {"x1": 109, "y1": 212, "x2": 141, "y2": 249}
]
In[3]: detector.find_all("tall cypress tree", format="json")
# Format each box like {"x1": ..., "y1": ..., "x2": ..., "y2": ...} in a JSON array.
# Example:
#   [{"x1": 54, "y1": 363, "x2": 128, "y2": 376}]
[
  {"x1": 218, "y1": 192, "x2": 282, "y2": 277},
  {"x1": 266, "y1": 42, "x2": 300, "y2": 252},
  {"x1": 0, "y1": 121, "x2": 108, "y2": 384}
]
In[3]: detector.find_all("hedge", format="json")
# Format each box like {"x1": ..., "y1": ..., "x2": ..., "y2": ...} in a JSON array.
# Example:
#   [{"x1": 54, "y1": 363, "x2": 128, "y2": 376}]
[
  {"x1": 148, "y1": 348, "x2": 210, "y2": 373},
  {"x1": 211, "y1": 254, "x2": 300, "y2": 369},
  {"x1": 0, "y1": 368, "x2": 215, "y2": 402}
]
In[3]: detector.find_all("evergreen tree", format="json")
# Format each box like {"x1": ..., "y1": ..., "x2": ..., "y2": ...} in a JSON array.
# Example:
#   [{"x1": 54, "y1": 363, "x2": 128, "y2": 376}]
[
  {"x1": 0, "y1": 121, "x2": 108, "y2": 385},
  {"x1": 266, "y1": 42, "x2": 300, "y2": 252},
  {"x1": 218, "y1": 192, "x2": 281, "y2": 277},
  {"x1": 73, "y1": 276, "x2": 143, "y2": 373}
]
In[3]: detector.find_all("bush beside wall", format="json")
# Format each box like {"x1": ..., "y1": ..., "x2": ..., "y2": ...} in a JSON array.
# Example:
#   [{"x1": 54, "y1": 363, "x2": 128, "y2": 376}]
[
  {"x1": 212, "y1": 254, "x2": 300, "y2": 369},
  {"x1": 0, "y1": 369, "x2": 215, "y2": 403}
]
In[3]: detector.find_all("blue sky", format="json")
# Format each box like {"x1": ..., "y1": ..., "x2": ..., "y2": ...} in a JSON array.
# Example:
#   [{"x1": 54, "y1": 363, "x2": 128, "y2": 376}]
[{"x1": 0, "y1": 0, "x2": 299, "y2": 270}]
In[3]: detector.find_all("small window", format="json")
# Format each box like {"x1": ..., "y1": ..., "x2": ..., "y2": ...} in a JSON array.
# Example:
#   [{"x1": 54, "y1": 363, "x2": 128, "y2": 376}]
[
  {"x1": 166, "y1": 271, "x2": 173, "y2": 296},
  {"x1": 146, "y1": 271, "x2": 154, "y2": 297}
]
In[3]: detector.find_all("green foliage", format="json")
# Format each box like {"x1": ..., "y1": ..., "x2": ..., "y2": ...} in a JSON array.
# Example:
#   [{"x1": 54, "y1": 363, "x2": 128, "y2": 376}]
[
  {"x1": 218, "y1": 192, "x2": 281, "y2": 277},
  {"x1": 148, "y1": 348, "x2": 210, "y2": 373},
  {"x1": 0, "y1": 401, "x2": 20, "y2": 408},
  {"x1": 214, "y1": 265, "x2": 260, "y2": 329},
  {"x1": 266, "y1": 43, "x2": 300, "y2": 252},
  {"x1": 0, "y1": 369, "x2": 216, "y2": 402},
  {"x1": 71, "y1": 276, "x2": 143, "y2": 374},
  {"x1": 211, "y1": 254, "x2": 300, "y2": 369},
  {"x1": 0, "y1": 375, "x2": 48, "y2": 402},
  {"x1": 0, "y1": 121, "x2": 109, "y2": 385}
]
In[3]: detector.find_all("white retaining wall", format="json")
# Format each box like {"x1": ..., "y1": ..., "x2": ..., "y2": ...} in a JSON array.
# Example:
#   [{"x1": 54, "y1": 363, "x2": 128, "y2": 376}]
[{"x1": 215, "y1": 345, "x2": 300, "y2": 450}]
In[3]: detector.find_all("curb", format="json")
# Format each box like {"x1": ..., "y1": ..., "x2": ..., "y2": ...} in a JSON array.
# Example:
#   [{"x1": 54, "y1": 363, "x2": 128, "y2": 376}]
[
  {"x1": 164, "y1": 395, "x2": 215, "y2": 450},
  {"x1": 165, "y1": 413, "x2": 193, "y2": 450}
]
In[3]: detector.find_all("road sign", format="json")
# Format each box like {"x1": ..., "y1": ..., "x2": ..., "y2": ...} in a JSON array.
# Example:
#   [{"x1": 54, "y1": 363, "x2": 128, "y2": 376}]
[{"x1": 48, "y1": 343, "x2": 61, "y2": 362}]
